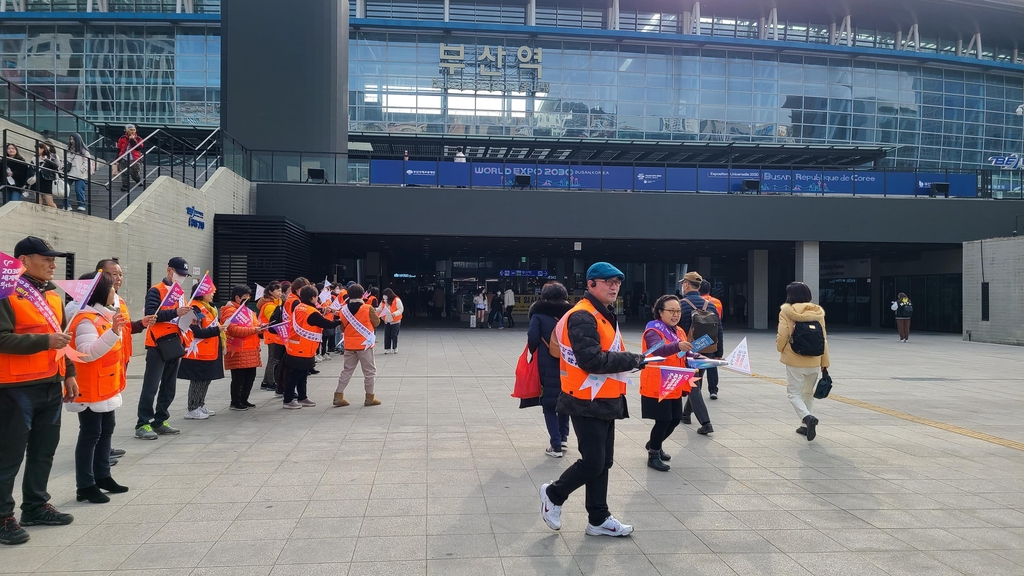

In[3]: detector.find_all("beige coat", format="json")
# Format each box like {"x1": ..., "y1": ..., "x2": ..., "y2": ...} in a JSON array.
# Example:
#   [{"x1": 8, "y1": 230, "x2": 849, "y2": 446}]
[{"x1": 776, "y1": 302, "x2": 830, "y2": 368}]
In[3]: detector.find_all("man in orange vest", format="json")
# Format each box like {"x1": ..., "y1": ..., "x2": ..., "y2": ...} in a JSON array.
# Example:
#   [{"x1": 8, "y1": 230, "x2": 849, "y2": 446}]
[
  {"x1": 135, "y1": 257, "x2": 192, "y2": 440},
  {"x1": 540, "y1": 262, "x2": 646, "y2": 538},
  {"x1": 698, "y1": 279, "x2": 724, "y2": 401},
  {"x1": 0, "y1": 237, "x2": 78, "y2": 544},
  {"x1": 333, "y1": 284, "x2": 382, "y2": 407}
]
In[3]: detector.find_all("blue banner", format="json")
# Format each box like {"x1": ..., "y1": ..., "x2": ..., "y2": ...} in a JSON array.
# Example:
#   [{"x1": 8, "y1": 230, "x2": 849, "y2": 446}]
[
  {"x1": 948, "y1": 173, "x2": 978, "y2": 198},
  {"x1": 570, "y1": 166, "x2": 608, "y2": 190},
  {"x1": 633, "y1": 167, "x2": 666, "y2": 191},
  {"x1": 852, "y1": 172, "x2": 884, "y2": 195},
  {"x1": 404, "y1": 161, "x2": 437, "y2": 186},
  {"x1": 697, "y1": 169, "x2": 730, "y2": 193},
  {"x1": 602, "y1": 166, "x2": 633, "y2": 191},
  {"x1": 822, "y1": 171, "x2": 855, "y2": 194},
  {"x1": 760, "y1": 169, "x2": 793, "y2": 192},
  {"x1": 369, "y1": 159, "x2": 404, "y2": 185},
  {"x1": 535, "y1": 165, "x2": 572, "y2": 189},
  {"x1": 471, "y1": 162, "x2": 505, "y2": 187},
  {"x1": 503, "y1": 163, "x2": 538, "y2": 188},
  {"x1": 792, "y1": 170, "x2": 824, "y2": 193},
  {"x1": 916, "y1": 172, "x2": 948, "y2": 196},
  {"x1": 666, "y1": 168, "x2": 697, "y2": 192},
  {"x1": 439, "y1": 162, "x2": 470, "y2": 187},
  {"x1": 884, "y1": 172, "x2": 916, "y2": 196}
]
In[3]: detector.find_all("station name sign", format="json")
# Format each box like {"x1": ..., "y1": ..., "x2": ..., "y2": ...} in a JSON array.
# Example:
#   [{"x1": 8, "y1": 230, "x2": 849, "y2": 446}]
[
  {"x1": 989, "y1": 155, "x2": 1024, "y2": 170},
  {"x1": 432, "y1": 43, "x2": 551, "y2": 93}
]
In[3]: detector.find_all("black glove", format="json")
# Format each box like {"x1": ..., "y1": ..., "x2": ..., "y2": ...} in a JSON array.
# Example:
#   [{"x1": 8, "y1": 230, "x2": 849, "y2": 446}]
[{"x1": 634, "y1": 353, "x2": 648, "y2": 371}]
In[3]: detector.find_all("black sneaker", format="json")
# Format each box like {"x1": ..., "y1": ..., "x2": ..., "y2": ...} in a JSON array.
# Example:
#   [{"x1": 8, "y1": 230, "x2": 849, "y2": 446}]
[
  {"x1": 110, "y1": 448, "x2": 126, "y2": 457},
  {"x1": 681, "y1": 415, "x2": 692, "y2": 425},
  {"x1": 0, "y1": 515, "x2": 29, "y2": 545},
  {"x1": 696, "y1": 423, "x2": 714, "y2": 435},
  {"x1": 309, "y1": 368, "x2": 320, "y2": 375},
  {"x1": 243, "y1": 401, "x2": 256, "y2": 408},
  {"x1": 709, "y1": 393, "x2": 718, "y2": 400},
  {"x1": 796, "y1": 426, "x2": 807, "y2": 436},
  {"x1": 20, "y1": 504, "x2": 73, "y2": 526}
]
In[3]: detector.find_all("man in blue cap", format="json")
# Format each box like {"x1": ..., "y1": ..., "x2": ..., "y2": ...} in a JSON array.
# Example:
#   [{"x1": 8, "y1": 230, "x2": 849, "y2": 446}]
[{"x1": 540, "y1": 262, "x2": 646, "y2": 537}]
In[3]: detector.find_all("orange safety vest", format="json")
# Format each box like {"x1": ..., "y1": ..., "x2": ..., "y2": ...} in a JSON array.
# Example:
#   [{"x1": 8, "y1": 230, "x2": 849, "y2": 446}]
[
  {"x1": 187, "y1": 302, "x2": 220, "y2": 361},
  {"x1": 115, "y1": 295, "x2": 133, "y2": 364},
  {"x1": 639, "y1": 324, "x2": 691, "y2": 401},
  {"x1": 221, "y1": 302, "x2": 260, "y2": 351},
  {"x1": 382, "y1": 298, "x2": 403, "y2": 323},
  {"x1": 555, "y1": 298, "x2": 628, "y2": 400},
  {"x1": 0, "y1": 288, "x2": 67, "y2": 384},
  {"x1": 259, "y1": 299, "x2": 281, "y2": 346},
  {"x1": 144, "y1": 281, "x2": 184, "y2": 347},
  {"x1": 69, "y1": 311, "x2": 126, "y2": 403},
  {"x1": 707, "y1": 296, "x2": 723, "y2": 318},
  {"x1": 341, "y1": 303, "x2": 375, "y2": 351},
  {"x1": 285, "y1": 302, "x2": 321, "y2": 358},
  {"x1": 364, "y1": 295, "x2": 378, "y2": 308}
]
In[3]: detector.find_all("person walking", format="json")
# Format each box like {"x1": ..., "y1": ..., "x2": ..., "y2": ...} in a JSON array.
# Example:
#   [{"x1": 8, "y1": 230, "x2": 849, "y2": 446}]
[
  {"x1": 66, "y1": 133, "x2": 93, "y2": 212},
  {"x1": 117, "y1": 124, "x2": 143, "y2": 192},
  {"x1": 5, "y1": 144, "x2": 30, "y2": 203},
  {"x1": 503, "y1": 285, "x2": 516, "y2": 328},
  {"x1": 776, "y1": 282, "x2": 830, "y2": 441},
  {"x1": 222, "y1": 285, "x2": 264, "y2": 411},
  {"x1": 281, "y1": 285, "x2": 339, "y2": 409},
  {"x1": 639, "y1": 295, "x2": 695, "y2": 471},
  {"x1": 377, "y1": 288, "x2": 403, "y2": 354},
  {"x1": 540, "y1": 263, "x2": 646, "y2": 538},
  {"x1": 136, "y1": 258, "x2": 192, "y2": 439},
  {"x1": 65, "y1": 271, "x2": 130, "y2": 504},
  {"x1": 473, "y1": 288, "x2": 487, "y2": 328},
  {"x1": 0, "y1": 236, "x2": 78, "y2": 544},
  {"x1": 489, "y1": 290, "x2": 505, "y2": 329},
  {"x1": 333, "y1": 284, "x2": 382, "y2": 408},
  {"x1": 27, "y1": 142, "x2": 59, "y2": 208},
  {"x1": 892, "y1": 292, "x2": 913, "y2": 342},
  {"x1": 179, "y1": 287, "x2": 225, "y2": 419},
  {"x1": 698, "y1": 280, "x2": 724, "y2": 400},
  {"x1": 677, "y1": 272, "x2": 718, "y2": 435},
  {"x1": 258, "y1": 281, "x2": 284, "y2": 391},
  {"x1": 526, "y1": 282, "x2": 573, "y2": 458}
]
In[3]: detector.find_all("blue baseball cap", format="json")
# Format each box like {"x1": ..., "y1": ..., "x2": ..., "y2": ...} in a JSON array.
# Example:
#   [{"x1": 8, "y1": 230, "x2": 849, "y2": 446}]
[{"x1": 586, "y1": 262, "x2": 624, "y2": 281}]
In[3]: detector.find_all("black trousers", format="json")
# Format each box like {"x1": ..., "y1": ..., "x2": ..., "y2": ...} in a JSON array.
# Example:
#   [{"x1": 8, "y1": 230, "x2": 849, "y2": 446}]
[
  {"x1": 682, "y1": 375, "x2": 711, "y2": 425},
  {"x1": 547, "y1": 415, "x2": 615, "y2": 527},
  {"x1": 262, "y1": 343, "x2": 284, "y2": 388},
  {"x1": 504, "y1": 305, "x2": 515, "y2": 328},
  {"x1": 138, "y1": 348, "x2": 179, "y2": 428},
  {"x1": 384, "y1": 323, "x2": 401, "y2": 350},
  {"x1": 282, "y1": 362, "x2": 309, "y2": 403},
  {"x1": 705, "y1": 367, "x2": 719, "y2": 395},
  {"x1": 0, "y1": 383, "x2": 62, "y2": 516},
  {"x1": 76, "y1": 409, "x2": 114, "y2": 489},
  {"x1": 648, "y1": 419, "x2": 680, "y2": 451},
  {"x1": 230, "y1": 367, "x2": 258, "y2": 406}
]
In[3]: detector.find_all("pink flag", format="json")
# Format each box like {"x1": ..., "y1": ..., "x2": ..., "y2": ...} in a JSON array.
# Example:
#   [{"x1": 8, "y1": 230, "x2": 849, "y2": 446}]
[
  {"x1": 54, "y1": 276, "x2": 101, "y2": 308},
  {"x1": 658, "y1": 366, "x2": 696, "y2": 401},
  {"x1": 0, "y1": 252, "x2": 25, "y2": 300},
  {"x1": 160, "y1": 282, "x2": 185, "y2": 307},
  {"x1": 269, "y1": 321, "x2": 290, "y2": 340},
  {"x1": 229, "y1": 303, "x2": 254, "y2": 325},
  {"x1": 191, "y1": 272, "x2": 215, "y2": 300}
]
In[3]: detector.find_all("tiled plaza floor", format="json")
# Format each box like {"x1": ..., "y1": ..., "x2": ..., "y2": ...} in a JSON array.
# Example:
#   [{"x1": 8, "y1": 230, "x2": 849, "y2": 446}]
[{"x1": 7, "y1": 325, "x2": 1024, "y2": 575}]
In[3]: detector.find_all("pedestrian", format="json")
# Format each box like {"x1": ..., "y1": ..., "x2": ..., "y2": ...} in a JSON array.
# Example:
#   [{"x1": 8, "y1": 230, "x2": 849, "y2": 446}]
[
  {"x1": 258, "y1": 281, "x2": 284, "y2": 391},
  {"x1": 0, "y1": 236, "x2": 77, "y2": 545},
  {"x1": 222, "y1": 285, "x2": 264, "y2": 411},
  {"x1": 27, "y1": 142, "x2": 59, "y2": 208},
  {"x1": 281, "y1": 285, "x2": 339, "y2": 409},
  {"x1": 66, "y1": 133, "x2": 93, "y2": 212},
  {"x1": 540, "y1": 262, "x2": 645, "y2": 538},
  {"x1": 698, "y1": 280, "x2": 724, "y2": 400},
  {"x1": 490, "y1": 290, "x2": 504, "y2": 329},
  {"x1": 432, "y1": 285, "x2": 445, "y2": 319},
  {"x1": 136, "y1": 257, "x2": 192, "y2": 440},
  {"x1": 65, "y1": 271, "x2": 129, "y2": 504},
  {"x1": 333, "y1": 284, "x2": 382, "y2": 407},
  {"x1": 4, "y1": 144, "x2": 29, "y2": 203},
  {"x1": 892, "y1": 292, "x2": 913, "y2": 342},
  {"x1": 377, "y1": 288, "x2": 403, "y2": 354},
  {"x1": 776, "y1": 281, "x2": 830, "y2": 441},
  {"x1": 639, "y1": 295, "x2": 696, "y2": 471},
  {"x1": 473, "y1": 288, "x2": 487, "y2": 328},
  {"x1": 677, "y1": 272, "x2": 717, "y2": 435},
  {"x1": 734, "y1": 291, "x2": 747, "y2": 324},
  {"x1": 179, "y1": 286, "x2": 225, "y2": 420},
  {"x1": 526, "y1": 282, "x2": 573, "y2": 458},
  {"x1": 364, "y1": 287, "x2": 380, "y2": 310},
  {"x1": 503, "y1": 284, "x2": 516, "y2": 328},
  {"x1": 117, "y1": 124, "x2": 143, "y2": 192},
  {"x1": 454, "y1": 147, "x2": 466, "y2": 162}
]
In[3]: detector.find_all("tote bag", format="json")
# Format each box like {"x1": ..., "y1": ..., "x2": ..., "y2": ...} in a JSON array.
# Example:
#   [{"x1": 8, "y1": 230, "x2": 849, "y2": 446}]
[{"x1": 511, "y1": 345, "x2": 542, "y2": 399}]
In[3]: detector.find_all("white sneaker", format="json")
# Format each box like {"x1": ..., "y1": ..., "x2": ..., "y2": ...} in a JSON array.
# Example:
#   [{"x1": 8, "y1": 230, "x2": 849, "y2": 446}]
[
  {"x1": 323, "y1": 353, "x2": 332, "y2": 360},
  {"x1": 315, "y1": 355, "x2": 324, "y2": 362},
  {"x1": 585, "y1": 515, "x2": 633, "y2": 537},
  {"x1": 283, "y1": 400, "x2": 301, "y2": 410},
  {"x1": 199, "y1": 405, "x2": 215, "y2": 416},
  {"x1": 540, "y1": 483, "x2": 561, "y2": 530},
  {"x1": 545, "y1": 447, "x2": 564, "y2": 458},
  {"x1": 184, "y1": 408, "x2": 209, "y2": 420}
]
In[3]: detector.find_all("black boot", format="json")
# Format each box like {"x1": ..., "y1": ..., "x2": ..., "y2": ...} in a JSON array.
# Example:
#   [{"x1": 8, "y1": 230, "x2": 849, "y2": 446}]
[
  {"x1": 96, "y1": 477, "x2": 129, "y2": 494},
  {"x1": 647, "y1": 449, "x2": 670, "y2": 472},
  {"x1": 645, "y1": 442, "x2": 671, "y2": 461},
  {"x1": 697, "y1": 423, "x2": 714, "y2": 435},
  {"x1": 76, "y1": 485, "x2": 110, "y2": 504},
  {"x1": 796, "y1": 426, "x2": 807, "y2": 436},
  {"x1": 802, "y1": 415, "x2": 818, "y2": 441}
]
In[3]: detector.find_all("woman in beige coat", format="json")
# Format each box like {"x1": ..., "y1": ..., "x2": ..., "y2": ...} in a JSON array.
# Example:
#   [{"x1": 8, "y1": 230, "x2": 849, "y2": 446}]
[{"x1": 776, "y1": 282, "x2": 830, "y2": 441}]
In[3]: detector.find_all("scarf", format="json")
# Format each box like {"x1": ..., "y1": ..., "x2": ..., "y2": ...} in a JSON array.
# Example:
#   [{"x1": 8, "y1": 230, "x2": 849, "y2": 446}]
[{"x1": 196, "y1": 300, "x2": 226, "y2": 351}]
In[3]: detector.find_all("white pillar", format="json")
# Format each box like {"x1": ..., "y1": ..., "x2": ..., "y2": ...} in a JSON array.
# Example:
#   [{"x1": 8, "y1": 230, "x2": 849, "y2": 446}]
[
  {"x1": 527, "y1": 0, "x2": 536, "y2": 26},
  {"x1": 748, "y1": 250, "x2": 769, "y2": 329},
  {"x1": 443, "y1": 0, "x2": 449, "y2": 22},
  {"x1": 795, "y1": 241, "x2": 819, "y2": 303}
]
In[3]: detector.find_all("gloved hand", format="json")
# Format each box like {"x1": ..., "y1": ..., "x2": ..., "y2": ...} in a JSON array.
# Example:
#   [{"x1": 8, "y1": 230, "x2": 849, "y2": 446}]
[{"x1": 634, "y1": 353, "x2": 648, "y2": 371}]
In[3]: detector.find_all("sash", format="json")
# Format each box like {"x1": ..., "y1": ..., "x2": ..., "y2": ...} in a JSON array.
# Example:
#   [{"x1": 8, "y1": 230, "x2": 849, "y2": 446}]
[
  {"x1": 16, "y1": 277, "x2": 61, "y2": 333},
  {"x1": 341, "y1": 303, "x2": 376, "y2": 348},
  {"x1": 644, "y1": 320, "x2": 687, "y2": 358},
  {"x1": 292, "y1": 310, "x2": 322, "y2": 343}
]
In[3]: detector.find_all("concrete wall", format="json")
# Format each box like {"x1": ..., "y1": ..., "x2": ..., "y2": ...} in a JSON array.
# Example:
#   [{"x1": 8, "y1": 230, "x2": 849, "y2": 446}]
[
  {"x1": 0, "y1": 167, "x2": 252, "y2": 352},
  {"x1": 963, "y1": 237, "x2": 1024, "y2": 345}
]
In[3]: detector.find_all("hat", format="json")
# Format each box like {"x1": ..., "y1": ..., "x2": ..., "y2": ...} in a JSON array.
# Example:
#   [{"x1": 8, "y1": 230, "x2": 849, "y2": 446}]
[
  {"x1": 167, "y1": 257, "x2": 189, "y2": 276},
  {"x1": 125, "y1": 124, "x2": 136, "y2": 131},
  {"x1": 680, "y1": 271, "x2": 703, "y2": 285},
  {"x1": 586, "y1": 262, "x2": 624, "y2": 281},
  {"x1": 14, "y1": 236, "x2": 66, "y2": 258}
]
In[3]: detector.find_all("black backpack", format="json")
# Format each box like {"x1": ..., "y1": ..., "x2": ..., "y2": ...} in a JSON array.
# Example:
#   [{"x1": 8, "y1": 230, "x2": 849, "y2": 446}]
[
  {"x1": 684, "y1": 298, "x2": 719, "y2": 354},
  {"x1": 790, "y1": 321, "x2": 825, "y2": 356}
]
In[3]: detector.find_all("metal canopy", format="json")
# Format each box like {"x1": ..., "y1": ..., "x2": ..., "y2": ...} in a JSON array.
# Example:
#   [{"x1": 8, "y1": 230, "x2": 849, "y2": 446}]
[{"x1": 348, "y1": 132, "x2": 891, "y2": 167}]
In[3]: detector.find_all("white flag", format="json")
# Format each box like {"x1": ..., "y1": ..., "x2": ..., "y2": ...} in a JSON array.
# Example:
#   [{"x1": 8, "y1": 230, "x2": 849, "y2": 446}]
[
  {"x1": 318, "y1": 288, "x2": 331, "y2": 304},
  {"x1": 723, "y1": 337, "x2": 752, "y2": 375},
  {"x1": 323, "y1": 277, "x2": 332, "y2": 289},
  {"x1": 255, "y1": 283, "x2": 265, "y2": 301}
]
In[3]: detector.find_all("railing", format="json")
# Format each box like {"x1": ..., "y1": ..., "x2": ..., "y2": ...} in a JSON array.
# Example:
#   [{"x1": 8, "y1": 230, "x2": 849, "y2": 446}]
[
  {"x1": 2, "y1": 126, "x2": 222, "y2": 219},
  {"x1": 4, "y1": 0, "x2": 221, "y2": 13},
  {"x1": 0, "y1": 76, "x2": 109, "y2": 150}
]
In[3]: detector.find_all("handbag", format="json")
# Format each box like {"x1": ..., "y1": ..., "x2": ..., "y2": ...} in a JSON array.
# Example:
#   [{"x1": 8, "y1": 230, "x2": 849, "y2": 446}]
[
  {"x1": 154, "y1": 332, "x2": 186, "y2": 362},
  {"x1": 511, "y1": 345, "x2": 542, "y2": 399},
  {"x1": 813, "y1": 368, "x2": 833, "y2": 399},
  {"x1": 52, "y1": 177, "x2": 67, "y2": 199}
]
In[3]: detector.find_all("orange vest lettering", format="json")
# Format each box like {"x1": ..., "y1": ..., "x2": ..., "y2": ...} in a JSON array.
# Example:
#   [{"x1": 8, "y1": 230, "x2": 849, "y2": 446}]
[
  {"x1": 259, "y1": 299, "x2": 281, "y2": 346},
  {"x1": 286, "y1": 303, "x2": 321, "y2": 358},
  {"x1": 555, "y1": 298, "x2": 628, "y2": 400},
  {"x1": 144, "y1": 282, "x2": 184, "y2": 347},
  {"x1": 0, "y1": 289, "x2": 67, "y2": 384},
  {"x1": 639, "y1": 325, "x2": 691, "y2": 400},
  {"x1": 186, "y1": 303, "x2": 220, "y2": 361},
  {"x1": 221, "y1": 303, "x2": 260, "y2": 351},
  {"x1": 341, "y1": 303, "x2": 375, "y2": 350},
  {"x1": 69, "y1": 311, "x2": 126, "y2": 403}
]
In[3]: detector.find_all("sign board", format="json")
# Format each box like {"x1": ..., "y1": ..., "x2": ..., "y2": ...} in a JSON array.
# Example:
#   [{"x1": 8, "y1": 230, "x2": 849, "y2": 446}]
[
  {"x1": 820, "y1": 259, "x2": 872, "y2": 279},
  {"x1": 499, "y1": 270, "x2": 548, "y2": 277},
  {"x1": 433, "y1": 43, "x2": 550, "y2": 93}
]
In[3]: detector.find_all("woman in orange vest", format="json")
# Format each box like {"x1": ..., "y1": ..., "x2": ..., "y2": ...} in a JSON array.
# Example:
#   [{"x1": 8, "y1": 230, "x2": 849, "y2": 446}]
[
  {"x1": 66, "y1": 271, "x2": 130, "y2": 504},
  {"x1": 377, "y1": 288, "x2": 404, "y2": 354},
  {"x1": 281, "y1": 285, "x2": 340, "y2": 409},
  {"x1": 178, "y1": 287, "x2": 226, "y2": 420},
  {"x1": 223, "y1": 285, "x2": 266, "y2": 411},
  {"x1": 639, "y1": 295, "x2": 696, "y2": 472},
  {"x1": 257, "y1": 281, "x2": 283, "y2": 391}
]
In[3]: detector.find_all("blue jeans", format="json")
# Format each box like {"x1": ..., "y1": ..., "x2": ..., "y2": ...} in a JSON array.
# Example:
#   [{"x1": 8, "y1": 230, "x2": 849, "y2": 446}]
[
  {"x1": 544, "y1": 410, "x2": 570, "y2": 451},
  {"x1": 4, "y1": 187, "x2": 23, "y2": 203},
  {"x1": 73, "y1": 178, "x2": 87, "y2": 207}
]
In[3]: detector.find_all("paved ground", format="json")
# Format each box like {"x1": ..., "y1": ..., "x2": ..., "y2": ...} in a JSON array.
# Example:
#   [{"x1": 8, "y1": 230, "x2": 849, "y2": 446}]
[{"x1": 7, "y1": 325, "x2": 1024, "y2": 575}]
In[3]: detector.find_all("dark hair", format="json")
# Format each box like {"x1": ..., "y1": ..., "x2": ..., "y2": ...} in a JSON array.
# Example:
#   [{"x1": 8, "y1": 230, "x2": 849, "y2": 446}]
[
  {"x1": 347, "y1": 283, "x2": 365, "y2": 299},
  {"x1": 369, "y1": 287, "x2": 380, "y2": 298},
  {"x1": 897, "y1": 292, "x2": 907, "y2": 300},
  {"x1": 280, "y1": 281, "x2": 292, "y2": 295},
  {"x1": 5, "y1": 143, "x2": 24, "y2": 162},
  {"x1": 231, "y1": 285, "x2": 252, "y2": 300},
  {"x1": 266, "y1": 281, "x2": 282, "y2": 294},
  {"x1": 785, "y1": 282, "x2": 813, "y2": 305},
  {"x1": 383, "y1": 288, "x2": 396, "y2": 301},
  {"x1": 540, "y1": 282, "x2": 568, "y2": 302},
  {"x1": 95, "y1": 258, "x2": 119, "y2": 272},
  {"x1": 298, "y1": 285, "x2": 318, "y2": 304},
  {"x1": 699, "y1": 280, "x2": 711, "y2": 295},
  {"x1": 81, "y1": 271, "x2": 114, "y2": 308},
  {"x1": 36, "y1": 142, "x2": 50, "y2": 156},
  {"x1": 291, "y1": 277, "x2": 310, "y2": 292},
  {"x1": 652, "y1": 294, "x2": 681, "y2": 319}
]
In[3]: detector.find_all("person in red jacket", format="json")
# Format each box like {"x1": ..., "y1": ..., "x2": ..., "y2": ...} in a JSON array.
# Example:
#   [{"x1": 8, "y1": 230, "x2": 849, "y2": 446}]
[{"x1": 116, "y1": 124, "x2": 143, "y2": 192}]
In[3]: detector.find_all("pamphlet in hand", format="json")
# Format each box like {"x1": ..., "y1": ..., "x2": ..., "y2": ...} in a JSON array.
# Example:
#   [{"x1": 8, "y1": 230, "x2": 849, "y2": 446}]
[
  {"x1": 690, "y1": 334, "x2": 715, "y2": 353},
  {"x1": 687, "y1": 358, "x2": 730, "y2": 370}
]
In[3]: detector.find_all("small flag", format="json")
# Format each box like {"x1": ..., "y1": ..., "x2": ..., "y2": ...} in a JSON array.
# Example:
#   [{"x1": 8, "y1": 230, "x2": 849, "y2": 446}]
[
  {"x1": 0, "y1": 252, "x2": 25, "y2": 300},
  {"x1": 268, "y1": 321, "x2": 290, "y2": 340},
  {"x1": 160, "y1": 282, "x2": 185, "y2": 308},
  {"x1": 318, "y1": 288, "x2": 331, "y2": 305},
  {"x1": 323, "y1": 277, "x2": 332, "y2": 289},
  {"x1": 658, "y1": 366, "x2": 697, "y2": 401},
  {"x1": 723, "y1": 337, "x2": 752, "y2": 375},
  {"x1": 228, "y1": 301, "x2": 254, "y2": 325},
  {"x1": 55, "y1": 272, "x2": 103, "y2": 322},
  {"x1": 255, "y1": 283, "x2": 265, "y2": 301},
  {"x1": 190, "y1": 272, "x2": 215, "y2": 301}
]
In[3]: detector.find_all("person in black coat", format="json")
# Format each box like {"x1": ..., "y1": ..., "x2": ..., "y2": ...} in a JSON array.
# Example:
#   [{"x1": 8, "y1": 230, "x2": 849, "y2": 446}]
[
  {"x1": 676, "y1": 272, "x2": 720, "y2": 434},
  {"x1": 526, "y1": 282, "x2": 574, "y2": 458},
  {"x1": 177, "y1": 292, "x2": 225, "y2": 419}
]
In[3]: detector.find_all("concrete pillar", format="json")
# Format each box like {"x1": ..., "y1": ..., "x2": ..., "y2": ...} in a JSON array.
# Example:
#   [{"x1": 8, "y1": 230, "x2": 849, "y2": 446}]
[
  {"x1": 794, "y1": 241, "x2": 819, "y2": 303},
  {"x1": 748, "y1": 249, "x2": 769, "y2": 329},
  {"x1": 697, "y1": 256, "x2": 712, "y2": 279}
]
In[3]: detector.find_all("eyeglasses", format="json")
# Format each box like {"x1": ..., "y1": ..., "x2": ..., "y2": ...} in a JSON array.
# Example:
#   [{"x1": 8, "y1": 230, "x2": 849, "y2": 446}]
[
  {"x1": 662, "y1": 309, "x2": 682, "y2": 315},
  {"x1": 595, "y1": 278, "x2": 623, "y2": 288}
]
